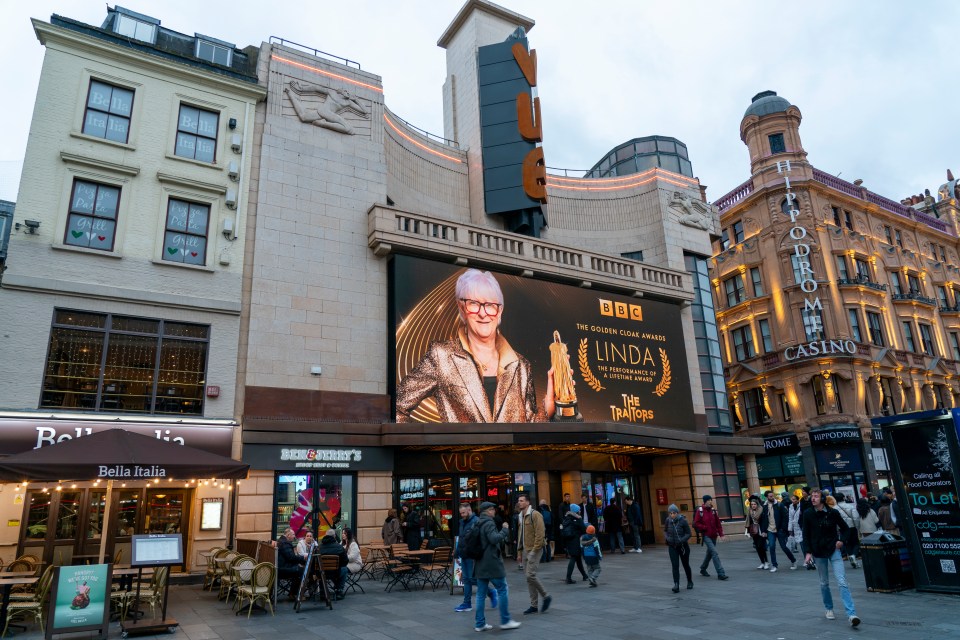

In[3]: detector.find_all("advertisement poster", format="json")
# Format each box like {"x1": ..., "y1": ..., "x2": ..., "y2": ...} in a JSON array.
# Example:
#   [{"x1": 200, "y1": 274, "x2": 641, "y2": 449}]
[
  {"x1": 49, "y1": 564, "x2": 110, "y2": 635},
  {"x1": 890, "y1": 419, "x2": 960, "y2": 591},
  {"x1": 391, "y1": 256, "x2": 694, "y2": 429}
]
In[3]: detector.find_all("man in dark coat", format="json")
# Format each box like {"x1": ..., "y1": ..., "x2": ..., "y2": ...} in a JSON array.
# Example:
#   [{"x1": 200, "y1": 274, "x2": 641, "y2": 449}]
[
  {"x1": 454, "y1": 503, "x2": 496, "y2": 613},
  {"x1": 602, "y1": 499, "x2": 625, "y2": 553},
  {"x1": 276, "y1": 528, "x2": 306, "y2": 598},
  {"x1": 802, "y1": 489, "x2": 860, "y2": 627},
  {"x1": 472, "y1": 502, "x2": 520, "y2": 632},
  {"x1": 554, "y1": 493, "x2": 572, "y2": 556},
  {"x1": 318, "y1": 530, "x2": 349, "y2": 598},
  {"x1": 624, "y1": 495, "x2": 643, "y2": 553},
  {"x1": 560, "y1": 504, "x2": 588, "y2": 583},
  {"x1": 580, "y1": 494, "x2": 597, "y2": 527}
]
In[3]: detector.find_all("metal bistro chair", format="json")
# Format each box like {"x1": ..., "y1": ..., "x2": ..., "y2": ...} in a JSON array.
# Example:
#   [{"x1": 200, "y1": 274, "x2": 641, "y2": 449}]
[
  {"x1": 361, "y1": 545, "x2": 388, "y2": 582},
  {"x1": 320, "y1": 555, "x2": 343, "y2": 602},
  {"x1": 228, "y1": 558, "x2": 257, "y2": 610},
  {"x1": 383, "y1": 549, "x2": 415, "y2": 593},
  {"x1": 421, "y1": 546, "x2": 452, "y2": 590},
  {"x1": 219, "y1": 556, "x2": 254, "y2": 603},
  {"x1": 211, "y1": 549, "x2": 237, "y2": 591},
  {"x1": 2, "y1": 566, "x2": 53, "y2": 637},
  {"x1": 128, "y1": 566, "x2": 169, "y2": 619},
  {"x1": 236, "y1": 562, "x2": 276, "y2": 618},
  {"x1": 202, "y1": 547, "x2": 227, "y2": 591}
]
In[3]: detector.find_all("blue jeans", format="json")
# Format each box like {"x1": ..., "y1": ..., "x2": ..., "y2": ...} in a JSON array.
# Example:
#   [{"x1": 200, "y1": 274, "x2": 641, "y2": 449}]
[
  {"x1": 699, "y1": 536, "x2": 725, "y2": 576},
  {"x1": 475, "y1": 577, "x2": 510, "y2": 627},
  {"x1": 460, "y1": 559, "x2": 495, "y2": 606},
  {"x1": 766, "y1": 531, "x2": 796, "y2": 567},
  {"x1": 814, "y1": 549, "x2": 857, "y2": 616}
]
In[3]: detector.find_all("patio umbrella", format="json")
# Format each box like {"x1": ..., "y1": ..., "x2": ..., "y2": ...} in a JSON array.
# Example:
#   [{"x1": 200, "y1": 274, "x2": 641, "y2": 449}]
[{"x1": 0, "y1": 428, "x2": 249, "y2": 563}]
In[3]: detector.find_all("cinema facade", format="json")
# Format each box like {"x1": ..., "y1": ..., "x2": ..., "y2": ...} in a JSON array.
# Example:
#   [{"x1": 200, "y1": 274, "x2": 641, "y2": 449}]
[{"x1": 233, "y1": 0, "x2": 763, "y2": 547}]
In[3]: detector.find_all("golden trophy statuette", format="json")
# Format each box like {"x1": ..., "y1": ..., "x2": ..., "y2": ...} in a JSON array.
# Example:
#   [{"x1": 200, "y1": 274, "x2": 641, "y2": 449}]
[{"x1": 550, "y1": 330, "x2": 582, "y2": 422}]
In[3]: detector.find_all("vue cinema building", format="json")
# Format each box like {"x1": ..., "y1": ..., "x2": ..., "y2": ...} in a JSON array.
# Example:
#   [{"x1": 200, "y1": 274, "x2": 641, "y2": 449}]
[
  {"x1": 711, "y1": 90, "x2": 960, "y2": 500},
  {"x1": 234, "y1": 0, "x2": 762, "y2": 547}
]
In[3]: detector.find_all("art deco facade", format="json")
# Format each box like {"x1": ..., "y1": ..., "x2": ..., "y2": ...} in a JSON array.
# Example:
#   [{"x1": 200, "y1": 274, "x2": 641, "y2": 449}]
[{"x1": 711, "y1": 91, "x2": 960, "y2": 499}]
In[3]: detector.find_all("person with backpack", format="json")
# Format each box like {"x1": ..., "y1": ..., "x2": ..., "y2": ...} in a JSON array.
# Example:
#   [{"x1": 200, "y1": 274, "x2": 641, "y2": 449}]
[
  {"x1": 471, "y1": 502, "x2": 521, "y2": 632},
  {"x1": 580, "y1": 525, "x2": 603, "y2": 586},
  {"x1": 454, "y1": 503, "x2": 497, "y2": 613},
  {"x1": 692, "y1": 495, "x2": 728, "y2": 580},
  {"x1": 538, "y1": 499, "x2": 553, "y2": 562},
  {"x1": 560, "y1": 503, "x2": 588, "y2": 583}
]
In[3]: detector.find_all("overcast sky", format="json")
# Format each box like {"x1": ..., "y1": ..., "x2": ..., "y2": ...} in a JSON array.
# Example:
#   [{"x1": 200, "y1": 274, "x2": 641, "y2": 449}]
[{"x1": 2, "y1": 1, "x2": 957, "y2": 206}]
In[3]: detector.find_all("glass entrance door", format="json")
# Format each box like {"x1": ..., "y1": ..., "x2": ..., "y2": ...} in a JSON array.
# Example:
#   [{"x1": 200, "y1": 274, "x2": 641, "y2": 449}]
[{"x1": 426, "y1": 477, "x2": 454, "y2": 545}]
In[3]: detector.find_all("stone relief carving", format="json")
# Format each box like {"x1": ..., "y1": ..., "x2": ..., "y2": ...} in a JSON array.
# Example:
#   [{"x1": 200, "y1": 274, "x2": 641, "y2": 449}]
[
  {"x1": 669, "y1": 191, "x2": 712, "y2": 231},
  {"x1": 284, "y1": 79, "x2": 369, "y2": 134}
]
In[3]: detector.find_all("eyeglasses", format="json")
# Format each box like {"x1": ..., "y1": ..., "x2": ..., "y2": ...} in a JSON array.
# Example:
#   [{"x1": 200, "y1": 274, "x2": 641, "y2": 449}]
[{"x1": 460, "y1": 298, "x2": 502, "y2": 316}]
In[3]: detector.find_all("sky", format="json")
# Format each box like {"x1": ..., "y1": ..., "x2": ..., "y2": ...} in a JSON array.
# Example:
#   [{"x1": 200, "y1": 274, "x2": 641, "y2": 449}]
[{"x1": 1, "y1": 1, "x2": 957, "y2": 206}]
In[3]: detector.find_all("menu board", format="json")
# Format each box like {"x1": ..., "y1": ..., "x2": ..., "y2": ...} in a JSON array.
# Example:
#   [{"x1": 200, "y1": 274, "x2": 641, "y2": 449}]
[
  {"x1": 131, "y1": 534, "x2": 184, "y2": 566},
  {"x1": 889, "y1": 418, "x2": 960, "y2": 592}
]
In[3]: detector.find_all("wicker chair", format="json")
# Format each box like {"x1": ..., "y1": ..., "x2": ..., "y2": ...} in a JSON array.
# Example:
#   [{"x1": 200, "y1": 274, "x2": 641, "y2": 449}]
[
  {"x1": 219, "y1": 556, "x2": 254, "y2": 603},
  {"x1": 10, "y1": 564, "x2": 52, "y2": 601},
  {"x1": 201, "y1": 547, "x2": 225, "y2": 591},
  {"x1": 128, "y1": 566, "x2": 168, "y2": 618},
  {"x1": 2, "y1": 565, "x2": 53, "y2": 637},
  {"x1": 235, "y1": 562, "x2": 275, "y2": 618}
]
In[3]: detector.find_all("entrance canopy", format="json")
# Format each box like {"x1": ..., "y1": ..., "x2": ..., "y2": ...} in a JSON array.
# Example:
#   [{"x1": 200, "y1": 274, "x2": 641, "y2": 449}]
[{"x1": 0, "y1": 428, "x2": 248, "y2": 482}]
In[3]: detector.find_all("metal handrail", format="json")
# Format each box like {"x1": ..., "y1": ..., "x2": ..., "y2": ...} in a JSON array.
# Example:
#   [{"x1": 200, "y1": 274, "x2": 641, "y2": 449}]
[
  {"x1": 269, "y1": 36, "x2": 361, "y2": 69},
  {"x1": 545, "y1": 167, "x2": 589, "y2": 178},
  {"x1": 386, "y1": 111, "x2": 459, "y2": 148}
]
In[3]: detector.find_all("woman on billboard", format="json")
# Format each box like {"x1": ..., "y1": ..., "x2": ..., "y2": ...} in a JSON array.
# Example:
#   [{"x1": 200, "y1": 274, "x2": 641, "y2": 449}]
[{"x1": 396, "y1": 269, "x2": 557, "y2": 423}]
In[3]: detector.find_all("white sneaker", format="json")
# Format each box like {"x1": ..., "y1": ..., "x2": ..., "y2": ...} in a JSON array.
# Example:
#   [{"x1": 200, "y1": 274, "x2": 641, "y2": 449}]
[
  {"x1": 825, "y1": 610, "x2": 835, "y2": 620},
  {"x1": 500, "y1": 620, "x2": 521, "y2": 630},
  {"x1": 849, "y1": 615, "x2": 861, "y2": 627},
  {"x1": 475, "y1": 624, "x2": 493, "y2": 632},
  {"x1": 756, "y1": 563, "x2": 765, "y2": 570},
  {"x1": 769, "y1": 566, "x2": 777, "y2": 573},
  {"x1": 790, "y1": 562, "x2": 797, "y2": 570}
]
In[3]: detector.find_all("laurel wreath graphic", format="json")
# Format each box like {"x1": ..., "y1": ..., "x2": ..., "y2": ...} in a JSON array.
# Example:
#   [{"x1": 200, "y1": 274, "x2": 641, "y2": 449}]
[
  {"x1": 654, "y1": 348, "x2": 672, "y2": 397},
  {"x1": 578, "y1": 338, "x2": 605, "y2": 392}
]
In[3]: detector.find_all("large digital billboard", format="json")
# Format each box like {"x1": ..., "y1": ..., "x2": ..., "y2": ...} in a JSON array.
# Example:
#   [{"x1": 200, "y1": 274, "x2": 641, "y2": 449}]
[{"x1": 390, "y1": 256, "x2": 694, "y2": 430}]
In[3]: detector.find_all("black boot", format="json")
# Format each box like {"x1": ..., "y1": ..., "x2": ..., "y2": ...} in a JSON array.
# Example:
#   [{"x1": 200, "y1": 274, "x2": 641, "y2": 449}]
[
  {"x1": 671, "y1": 582, "x2": 680, "y2": 593},
  {"x1": 686, "y1": 580, "x2": 694, "y2": 589}
]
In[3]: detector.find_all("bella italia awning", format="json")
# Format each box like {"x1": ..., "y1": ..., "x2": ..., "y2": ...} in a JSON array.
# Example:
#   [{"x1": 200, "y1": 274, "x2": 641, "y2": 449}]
[{"x1": 0, "y1": 428, "x2": 248, "y2": 482}]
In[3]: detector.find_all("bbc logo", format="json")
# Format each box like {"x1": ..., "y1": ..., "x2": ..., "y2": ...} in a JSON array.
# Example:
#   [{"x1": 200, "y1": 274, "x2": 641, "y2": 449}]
[{"x1": 599, "y1": 299, "x2": 642, "y2": 321}]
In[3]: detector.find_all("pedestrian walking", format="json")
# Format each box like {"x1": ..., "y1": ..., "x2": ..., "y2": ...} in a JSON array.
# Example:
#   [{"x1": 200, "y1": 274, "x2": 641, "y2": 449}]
[
  {"x1": 663, "y1": 504, "x2": 693, "y2": 593},
  {"x1": 472, "y1": 501, "x2": 521, "y2": 632},
  {"x1": 692, "y1": 495, "x2": 728, "y2": 580},
  {"x1": 787, "y1": 494, "x2": 803, "y2": 557},
  {"x1": 834, "y1": 493, "x2": 861, "y2": 568},
  {"x1": 744, "y1": 495, "x2": 769, "y2": 569},
  {"x1": 601, "y1": 499, "x2": 626, "y2": 553},
  {"x1": 580, "y1": 525, "x2": 602, "y2": 586},
  {"x1": 802, "y1": 488, "x2": 861, "y2": 627},
  {"x1": 554, "y1": 493, "x2": 572, "y2": 557},
  {"x1": 560, "y1": 503, "x2": 588, "y2": 583},
  {"x1": 762, "y1": 490, "x2": 797, "y2": 571},
  {"x1": 538, "y1": 499, "x2": 553, "y2": 562},
  {"x1": 453, "y1": 503, "x2": 497, "y2": 613},
  {"x1": 624, "y1": 495, "x2": 643, "y2": 553},
  {"x1": 515, "y1": 493, "x2": 552, "y2": 615}
]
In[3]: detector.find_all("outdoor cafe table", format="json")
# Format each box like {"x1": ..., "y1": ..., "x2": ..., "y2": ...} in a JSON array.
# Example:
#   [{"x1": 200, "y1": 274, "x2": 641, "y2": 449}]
[
  {"x1": 0, "y1": 576, "x2": 38, "y2": 634},
  {"x1": 395, "y1": 550, "x2": 435, "y2": 590}
]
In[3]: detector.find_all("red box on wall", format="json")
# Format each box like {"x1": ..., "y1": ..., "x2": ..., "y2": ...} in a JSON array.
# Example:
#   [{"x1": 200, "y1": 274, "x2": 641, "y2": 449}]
[
  {"x1": 656, "y1": 488, "x2": 668, "y2": 505},
  {"x1": 206, "y1": 385, "x2": 220, "y2": 398}
]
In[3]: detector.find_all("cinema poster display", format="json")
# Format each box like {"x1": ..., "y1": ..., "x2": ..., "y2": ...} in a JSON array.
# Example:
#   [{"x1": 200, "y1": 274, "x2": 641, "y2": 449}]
[
  {"x1": 390, "y1": 256, "x2": 694, "y2": 429},
  {"x1": 887, "y1": 415, "x2": 960, "y2": 592}
]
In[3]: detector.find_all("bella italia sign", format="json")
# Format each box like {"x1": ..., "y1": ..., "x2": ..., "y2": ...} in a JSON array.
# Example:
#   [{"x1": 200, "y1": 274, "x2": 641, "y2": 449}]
[{"x1": 779, "y1": 160, "x2": 856, "y2": 362}]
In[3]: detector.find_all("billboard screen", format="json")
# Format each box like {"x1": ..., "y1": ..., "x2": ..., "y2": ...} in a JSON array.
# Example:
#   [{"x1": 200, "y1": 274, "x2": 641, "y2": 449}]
[{"x1": 390, "y1": 256, "x2": 694, "y2": 429}]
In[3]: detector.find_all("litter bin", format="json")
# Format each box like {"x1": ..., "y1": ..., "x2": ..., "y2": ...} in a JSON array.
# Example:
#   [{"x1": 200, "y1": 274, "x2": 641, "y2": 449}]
[{"x1": 860, "y1": 532, "x2": 914, "y2": 592}]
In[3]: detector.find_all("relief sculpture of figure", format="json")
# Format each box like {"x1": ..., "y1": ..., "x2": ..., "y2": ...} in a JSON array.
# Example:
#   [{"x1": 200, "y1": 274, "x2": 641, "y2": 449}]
[
  {"x1": 284, "y1": 79, "x2": 369, "y2": 134},
  {"x1": 670, "y1": 191, "x2": 711, "y2": 231}
]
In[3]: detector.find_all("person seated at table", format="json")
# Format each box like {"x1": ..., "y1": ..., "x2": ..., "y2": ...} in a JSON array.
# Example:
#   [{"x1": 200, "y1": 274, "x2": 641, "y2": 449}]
[
  {"x1": 318, "y1": 530, "x2": 349, "y2": 599},
  {"x1": 276, "y1": 528, "x2": 305, "y2": 599},
  {"x1": 296, "y1": 531, "x2": 315, "y2": 559},
  {"x1": 342, "y1": 528, "x2": 362, "y2": 575}
]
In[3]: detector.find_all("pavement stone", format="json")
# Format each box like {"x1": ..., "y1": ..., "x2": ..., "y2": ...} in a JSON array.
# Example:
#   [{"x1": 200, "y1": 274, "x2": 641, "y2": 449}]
[{"x1": 14, "y1": 541, "x2": 958, "y2": 640}]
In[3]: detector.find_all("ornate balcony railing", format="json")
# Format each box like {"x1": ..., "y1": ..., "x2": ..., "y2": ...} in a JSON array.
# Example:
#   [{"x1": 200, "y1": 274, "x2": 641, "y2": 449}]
[
  {"x1": 892, "y1": 292, "x2": 937, "y2": 306},
  {"x1": 837, "y1": 277, "x2": 887, "y2": 292},
  {"x1": 713, "y1": 179, "x2": 754, "y2": 213},
  {"x1": 940, "y1": 305, "x2": 960, "y2": 314}
]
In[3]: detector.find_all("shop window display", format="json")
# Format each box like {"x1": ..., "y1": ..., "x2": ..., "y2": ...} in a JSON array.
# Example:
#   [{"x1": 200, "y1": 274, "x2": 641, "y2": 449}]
[{"x1": 274, "y1": 473, "x2": 353, "y2": 540}]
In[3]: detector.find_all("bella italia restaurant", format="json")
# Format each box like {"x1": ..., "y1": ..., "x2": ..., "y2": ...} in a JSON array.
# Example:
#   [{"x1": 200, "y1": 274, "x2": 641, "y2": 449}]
[{"x1": 0, "y1": 414, "x2": 246, "y2": 572}]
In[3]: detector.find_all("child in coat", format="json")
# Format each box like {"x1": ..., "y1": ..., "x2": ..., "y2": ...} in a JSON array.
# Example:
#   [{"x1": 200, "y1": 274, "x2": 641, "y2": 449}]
[{"x1": 580, "y1": 525, "x2": 603, "y2": 586}]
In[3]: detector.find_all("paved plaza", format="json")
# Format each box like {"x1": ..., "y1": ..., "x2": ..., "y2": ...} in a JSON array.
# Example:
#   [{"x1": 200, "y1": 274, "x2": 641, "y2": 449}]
[{"x1": 22, "y1": 541, "x2": 959, "y2": 640}]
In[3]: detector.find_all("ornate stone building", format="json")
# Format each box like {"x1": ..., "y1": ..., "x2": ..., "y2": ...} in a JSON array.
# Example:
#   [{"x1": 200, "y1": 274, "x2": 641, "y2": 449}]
[{"x1": 711, "y1": 90, "x2": 960, "y2": 499}]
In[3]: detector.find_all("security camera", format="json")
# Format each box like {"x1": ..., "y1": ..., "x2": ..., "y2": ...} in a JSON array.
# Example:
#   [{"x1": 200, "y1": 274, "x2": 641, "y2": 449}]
[{"x1": 16, "y1": 219, "x2": 41, "y2": 234}]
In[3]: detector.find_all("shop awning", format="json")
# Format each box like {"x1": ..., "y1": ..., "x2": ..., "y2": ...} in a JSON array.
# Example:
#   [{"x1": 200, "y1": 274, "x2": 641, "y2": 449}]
[{"x1": 0, "y1": 428, "x2": 248, "y2": 482}]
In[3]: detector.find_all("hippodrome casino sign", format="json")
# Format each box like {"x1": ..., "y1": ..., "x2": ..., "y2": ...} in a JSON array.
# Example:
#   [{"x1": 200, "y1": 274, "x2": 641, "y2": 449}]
[{"x1": 390, "y1": 255, "x2": 695, "y2": 430}]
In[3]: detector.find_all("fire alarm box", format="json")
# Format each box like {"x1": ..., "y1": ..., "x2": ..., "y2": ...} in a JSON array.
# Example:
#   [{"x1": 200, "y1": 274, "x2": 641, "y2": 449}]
[{"x1": 656, "y1": 488, "x2": 668, "y2": 506}]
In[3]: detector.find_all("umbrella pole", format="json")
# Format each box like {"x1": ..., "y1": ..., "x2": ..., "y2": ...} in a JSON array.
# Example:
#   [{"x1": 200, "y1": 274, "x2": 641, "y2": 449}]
[{"x1": 98, "y1": 479, "x2": 114, "y2": 564}]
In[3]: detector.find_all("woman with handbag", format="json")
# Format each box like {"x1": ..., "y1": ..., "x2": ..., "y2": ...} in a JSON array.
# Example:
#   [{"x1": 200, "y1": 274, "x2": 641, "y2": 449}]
[
  {"x1": 744, "y1": 495, "x2": 769, "y2": 569},
  {"x1": 663, "y1": 504, "x2": 693, "y2": 593}
]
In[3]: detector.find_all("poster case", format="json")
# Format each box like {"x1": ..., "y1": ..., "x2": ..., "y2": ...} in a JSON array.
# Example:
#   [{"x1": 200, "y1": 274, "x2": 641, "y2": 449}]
[
  {"x1": 47, "y1": 564, "x2": 111, "y2": 640},
  {"x1": 873, "y1": 409, "x2": 960, "y2": 594},
  {"x1": 131, "y1": 533, "x2": 183, "y2": 566}
]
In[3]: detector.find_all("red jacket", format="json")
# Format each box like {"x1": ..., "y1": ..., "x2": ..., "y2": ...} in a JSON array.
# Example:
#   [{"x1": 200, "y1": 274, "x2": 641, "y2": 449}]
[{"x1": 693, "y1": 505, "x2": 724, "y2": 539}]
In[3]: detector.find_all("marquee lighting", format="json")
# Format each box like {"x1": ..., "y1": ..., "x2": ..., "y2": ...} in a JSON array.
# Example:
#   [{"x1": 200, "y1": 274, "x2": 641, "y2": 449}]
[
  {"x1": 548, "y1": 166, "x2": 699, "y2": 186},
  {"x1": 546, "y1": 172, "x2": 694, "y2": 192},
  {"x1": 383, "y1": 114, "x2": 463, "y2": 164},
  {"x1": 271, "y1": 55, "x2": 383, "y2": 93}
]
